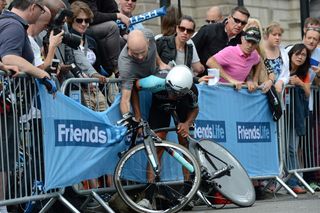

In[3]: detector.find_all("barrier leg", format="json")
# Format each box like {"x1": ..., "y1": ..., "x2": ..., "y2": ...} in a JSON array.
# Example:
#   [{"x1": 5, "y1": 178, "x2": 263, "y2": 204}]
[
  {"x1": 275, "y1": 176, "x2": 298, "y2": 198},
  {"x1": 56, "y1": 194, "x2": 80, "y2": 213},
  {"x1": 79, "y1": 194, "x2": 92, "y2": 211},
  {"x1": 293, "y1": 171, "x2": 315, "y2": 194},
  {"x1": 39, "y1": 198, "x2": 57, "y2": 213},
  {"x1": 92, "y1": 191, "x2": 115, "y2": 213}
]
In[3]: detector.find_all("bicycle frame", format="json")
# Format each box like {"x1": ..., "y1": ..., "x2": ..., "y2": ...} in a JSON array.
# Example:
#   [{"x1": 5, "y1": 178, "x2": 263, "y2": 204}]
[{"x1": 123, "y1": 119, "x2": 196, "y2": 178}]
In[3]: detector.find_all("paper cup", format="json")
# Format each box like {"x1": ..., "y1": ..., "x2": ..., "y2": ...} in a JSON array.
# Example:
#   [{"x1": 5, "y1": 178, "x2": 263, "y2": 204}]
[{"x1": 207, "y1": 68, "x2": 220, "y2": 86}]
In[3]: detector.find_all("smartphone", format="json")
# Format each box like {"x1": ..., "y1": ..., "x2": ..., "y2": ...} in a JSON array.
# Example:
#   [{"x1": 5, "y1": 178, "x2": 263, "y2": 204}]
[{"x1": 51, "y1": 59, "x2": 60, "y2": 71}]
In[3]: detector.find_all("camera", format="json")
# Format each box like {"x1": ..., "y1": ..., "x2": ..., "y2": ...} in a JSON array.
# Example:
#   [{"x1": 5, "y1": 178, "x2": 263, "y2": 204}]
[{"x1": 46, "y1": 9, "x2": 81, "y2": 49}]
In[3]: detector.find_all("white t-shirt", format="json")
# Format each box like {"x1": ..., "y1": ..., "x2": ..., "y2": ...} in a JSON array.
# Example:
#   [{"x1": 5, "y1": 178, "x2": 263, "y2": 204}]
[{"x1": 28, "y1": 36, "x2": 43, "y2": 67}]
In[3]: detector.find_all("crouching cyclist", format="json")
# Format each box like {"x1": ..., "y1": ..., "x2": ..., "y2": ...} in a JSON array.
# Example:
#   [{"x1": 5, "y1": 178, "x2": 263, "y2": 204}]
[
  {"x1": 135, "y1": 65, "x2": 199, "y2": 210},
  {"x1": 137, "y1": 65, "x2": 198, "y2": 145}
]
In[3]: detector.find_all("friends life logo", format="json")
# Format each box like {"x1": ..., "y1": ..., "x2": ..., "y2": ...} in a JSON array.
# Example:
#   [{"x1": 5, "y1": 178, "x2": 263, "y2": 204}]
[
  {"x1": 236, "y1": 122, "x2": 271, "y2": 143},
  {"x1": 54, "y1": 120, "x2": 126, "y2": 147},
  {"x1": 193, "y1": 120, "x2": 226, "y2": 142}
]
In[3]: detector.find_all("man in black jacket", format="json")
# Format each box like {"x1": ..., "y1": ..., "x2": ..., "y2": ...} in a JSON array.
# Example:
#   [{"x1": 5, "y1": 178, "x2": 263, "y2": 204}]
[{"x1": 192, "y1": 6, "x2": 250, "y2": 76}]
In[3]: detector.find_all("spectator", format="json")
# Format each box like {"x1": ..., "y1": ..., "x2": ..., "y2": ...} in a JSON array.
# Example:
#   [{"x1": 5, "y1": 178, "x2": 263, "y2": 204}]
[
  {"x1": 302, "y1": 28, "x2": 320, "y2": 83},
  {"x1": 205, "y1": 6, "x2": 224, "y2": 24},
  {"x1": 303, "y1": 17, "x2": 320, "y2": 34},
  {"x1": 118, "y1": 0, "x2": 143, "y2": 48},
  {"x1": 299, "y1": 27, "x2": 320, "y2": 192},
  {"x1": 0, "y1": 0, "x2": 7, "y2": 13},
  {"x1": 155, "y1": 5, "x2": 181, "y2": 40},
  {"x1": 0, "y1": 1, "x2": 52, "y2": 212},
  {"x1": 263, "y1": 22, "x2": 289, "y2": 94},
  {"x1": 66, "y1": 0, "x2": 108, "y2": 111},
  {"x1": 75, "y1": 0, "x2": 129, "y2": 76},
  {"x1": 156, "y1": 15, "x2": 204, "y2": 76},
  {"x1": 244, "y1": 18, "x2": 275, "y2": 93},
  {"x1": 192, "y1": 6, "x2": 250, "y2": 75},
  {"x1": 118, "y1": 0, "x2": 142, "y2": 30},
  {"x1": 286, "y1": 43, "x2": 311, "y2": 194},
  {"x1": 0, "y1": 0, "x2": 50, "y2": 79},
  {"x1": 206, "y1": 27, "x2": 262, "y2": 91},
  {"x1": 27, "y1": 5, "x2": 63, "y2": 70},
  {"x1": 118, "y1": 29, "x2": 169, "y2": 120}
]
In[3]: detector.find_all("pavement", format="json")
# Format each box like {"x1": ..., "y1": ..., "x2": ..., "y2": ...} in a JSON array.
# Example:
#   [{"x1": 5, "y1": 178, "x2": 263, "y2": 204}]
[{"x1": 184, "y1": 189, "x2": 320, "y2": 213}]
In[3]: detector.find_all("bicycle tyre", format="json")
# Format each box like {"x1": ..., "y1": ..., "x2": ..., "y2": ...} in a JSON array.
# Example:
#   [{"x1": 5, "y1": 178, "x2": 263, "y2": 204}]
[
  {"x1": 196, "y1": 139, "x2": 255, "y2": 207},
  {"x1": 114, "y1": 141, "x2": 201, "y2": 213}
]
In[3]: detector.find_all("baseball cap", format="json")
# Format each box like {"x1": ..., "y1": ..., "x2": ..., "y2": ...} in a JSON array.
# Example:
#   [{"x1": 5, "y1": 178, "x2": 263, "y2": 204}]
[{"x1": 244, "y1": 27, "x2": 261, "y2": 43}]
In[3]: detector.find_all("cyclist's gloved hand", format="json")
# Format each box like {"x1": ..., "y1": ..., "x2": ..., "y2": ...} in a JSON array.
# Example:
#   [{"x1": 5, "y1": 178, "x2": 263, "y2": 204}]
[{"x1": 40, "y1": 77, "x2": 57, "y2": 94}]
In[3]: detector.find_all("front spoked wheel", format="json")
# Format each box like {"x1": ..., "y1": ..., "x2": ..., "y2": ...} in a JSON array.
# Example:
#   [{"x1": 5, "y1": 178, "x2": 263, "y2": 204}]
[
  {"x1": 196, "y1": 140, "x2": 255, "y2": 207},
  {"x1": 114, "y1": 141, "x2": 201, "y2": 213}
]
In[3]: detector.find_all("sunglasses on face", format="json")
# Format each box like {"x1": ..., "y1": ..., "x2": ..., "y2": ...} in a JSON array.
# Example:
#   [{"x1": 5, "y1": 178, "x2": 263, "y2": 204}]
[
  {"x1": 124, "y1": 0, "x2": 137, "y2": 2},
  {"x1": 75, "y1": 18, "x2": 91, "y2": 24},
  {"x1": 232, "y1": 16, "x2": 247, "y2": 26},
  {"x1": 206, "y1": 20, "x2": 216, "y2": 24},
  {"x1": 177, "y1": 26, "x2": 195, "y2": 34}
]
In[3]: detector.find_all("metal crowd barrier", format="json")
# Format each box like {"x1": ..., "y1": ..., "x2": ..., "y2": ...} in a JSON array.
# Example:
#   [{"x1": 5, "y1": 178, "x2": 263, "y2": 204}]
[
  {"x1": 2, "y1": 71, "x2": 320, "y2": 212},
  {"x1": 60, "y1": 77, "x2": 121, "y2": 213},
  {"x1": 0, "y1": 71, "x2": 82, "y2": 212},
  {"x1": 277, "y1": 85, "x2": 320, "y2": 195}
]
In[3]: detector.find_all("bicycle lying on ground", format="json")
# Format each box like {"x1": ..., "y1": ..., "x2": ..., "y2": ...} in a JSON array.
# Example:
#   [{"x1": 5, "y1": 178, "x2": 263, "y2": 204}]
[
  {"x1": 154, "y1": 103, "x2": 256, "y2": 209},
  {"x1": 113, "y1": 113, "x2": 201, "y2": 213}
]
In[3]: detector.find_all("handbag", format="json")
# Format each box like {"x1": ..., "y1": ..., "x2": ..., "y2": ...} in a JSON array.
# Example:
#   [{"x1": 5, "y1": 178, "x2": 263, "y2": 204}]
[{"x1": 266, "y1": 85, "x2": 282, "y2": 121}]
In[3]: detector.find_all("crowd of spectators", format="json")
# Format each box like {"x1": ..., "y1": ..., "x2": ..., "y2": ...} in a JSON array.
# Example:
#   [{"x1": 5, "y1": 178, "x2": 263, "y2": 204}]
[{"x1": 1, "y1": 0, "x2": 320, "y2": 211}]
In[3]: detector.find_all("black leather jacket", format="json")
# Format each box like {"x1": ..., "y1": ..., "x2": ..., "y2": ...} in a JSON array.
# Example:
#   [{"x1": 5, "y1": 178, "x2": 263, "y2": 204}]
[{"x1": 156, "y1": 34, "x2": 193, "y2": 68}]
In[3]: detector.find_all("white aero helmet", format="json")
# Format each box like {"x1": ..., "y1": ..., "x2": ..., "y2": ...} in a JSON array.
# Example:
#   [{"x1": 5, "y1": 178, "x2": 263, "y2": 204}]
[{"x1": 165, "y1": 65, "x2": 193, "y2": 94}]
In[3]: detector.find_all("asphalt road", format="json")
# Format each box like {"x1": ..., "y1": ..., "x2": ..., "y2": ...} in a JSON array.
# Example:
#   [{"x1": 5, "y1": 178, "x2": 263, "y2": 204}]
[{"x1": 184, "y1": 190, "x2": 320, "y2": 213}]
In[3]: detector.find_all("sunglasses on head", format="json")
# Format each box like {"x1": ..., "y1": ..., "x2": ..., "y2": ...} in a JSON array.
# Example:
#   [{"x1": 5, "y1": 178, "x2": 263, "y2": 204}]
[
  {"x1": 75, "y1": 18, "x2": 91, "y2": 24},
  {"x1": 177, "y1": 26, "x2": 195, "y2": 34},
  {"x1": 206, "y1": 20, "x2": 216, "y2": 24},
  {"x1": 232, "y1": 16, "x2": 247, "y2": 26}
]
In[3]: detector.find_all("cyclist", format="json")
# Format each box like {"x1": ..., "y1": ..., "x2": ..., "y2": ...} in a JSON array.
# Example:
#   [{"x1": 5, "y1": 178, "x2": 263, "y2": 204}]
[
  {"x1": 137, "y1": 65, "x2": 198, "y2": 143},
  {"x1": 135, "y1": 65, "x2": 198, "y2": 209}
]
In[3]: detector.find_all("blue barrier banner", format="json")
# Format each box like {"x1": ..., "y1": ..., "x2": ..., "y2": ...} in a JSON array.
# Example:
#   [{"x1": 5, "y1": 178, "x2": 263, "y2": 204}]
[
  {"x1": 37, "y1": 83, "x2": 127, "y2": 191},
  {"x1": 193, "y1": 85, "x2": 279, "y2": 177}
]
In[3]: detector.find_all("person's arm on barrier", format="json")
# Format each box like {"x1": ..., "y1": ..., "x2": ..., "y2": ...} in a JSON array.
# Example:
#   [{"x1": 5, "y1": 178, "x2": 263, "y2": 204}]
[
  {"x1": 2, "y1": 55, "x2": 50, "y2": 79},
  {"x1": 206, "y1": 56, "x2": 243, "y2": 90},
  {"x1": 0, "y1": 61, "x2": 19, "y2": 77},
  {"x1": 246, "y1": 62, "x2": 262, "y2": 92},
  {"x1": 289, "y1": 75, "x2": 311, "y2": 98},
  {"x1": 312, "y1": 65, "x2": 320, "y2": 86},
  {"x1": 91, "y1": 72, "x2": 107, "y2": 84},
  {"x1": 191, "y1": 62, "x2": 205, "y2": 76}
]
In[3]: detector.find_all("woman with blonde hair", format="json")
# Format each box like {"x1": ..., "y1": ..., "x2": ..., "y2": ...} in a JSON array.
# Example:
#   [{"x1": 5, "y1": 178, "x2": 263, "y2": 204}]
[{"x1": 263, "y1": 21, "x2": 289, "y2": 94}]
